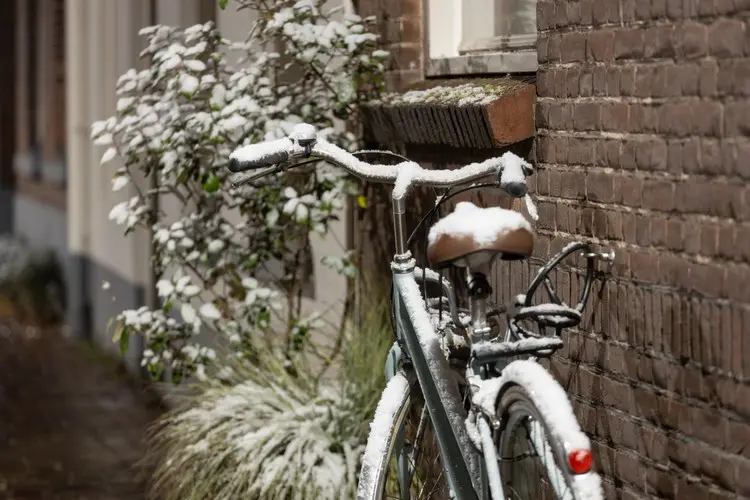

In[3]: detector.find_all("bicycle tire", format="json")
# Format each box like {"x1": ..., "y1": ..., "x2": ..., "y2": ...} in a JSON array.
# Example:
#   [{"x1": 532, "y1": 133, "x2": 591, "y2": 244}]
[
  {"x1": 357, "y1": 371, "x2": 453, "y2": 500},
  {"x1": 495, "y1": 385, "x2": 603, "y2": 500}
]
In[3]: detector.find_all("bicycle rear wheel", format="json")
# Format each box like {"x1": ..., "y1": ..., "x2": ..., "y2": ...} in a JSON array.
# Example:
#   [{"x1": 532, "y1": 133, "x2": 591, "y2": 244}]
[
  {"x1": 357, "y1": 371, "x2": 452, "y2": 500},
  {"x1": 495, "y1": 386, "x2": 601, "y2": 499}
]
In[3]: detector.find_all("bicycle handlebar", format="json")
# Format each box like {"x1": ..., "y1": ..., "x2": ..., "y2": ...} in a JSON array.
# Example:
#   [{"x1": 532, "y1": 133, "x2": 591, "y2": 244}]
[
  {"x1": 227, "y1": 141, "x2": 290, "y2": 172},
  {"x1": 227, "y1": 123, "x2": 534, "y2": 193}
]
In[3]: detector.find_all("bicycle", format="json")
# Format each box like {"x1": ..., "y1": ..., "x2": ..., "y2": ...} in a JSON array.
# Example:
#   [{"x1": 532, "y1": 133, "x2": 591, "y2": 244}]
[{"x1": 227, "y1": 123, "x2": 612, "y2": 500}]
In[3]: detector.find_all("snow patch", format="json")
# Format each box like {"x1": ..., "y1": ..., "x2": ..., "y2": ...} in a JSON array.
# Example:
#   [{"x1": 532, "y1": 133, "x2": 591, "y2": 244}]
[
  {"x1": 427, "y1": 201, "x2": 532, "y2": 246},
  {"x1": 359, "y1": 373, "x2": 409, "y2": 485},
  {"x1": 229, "y1": 137, "x2": 294, "y2": 165},
  {"x1": 315, "y1": 138, "x2": 508, "y2": 188},
  {"x1": 373, "y1": 82, "x2": 526, "y2": 107},
  {"x1": 472, "y1": 337, "x2": 563, "y2": 358}
]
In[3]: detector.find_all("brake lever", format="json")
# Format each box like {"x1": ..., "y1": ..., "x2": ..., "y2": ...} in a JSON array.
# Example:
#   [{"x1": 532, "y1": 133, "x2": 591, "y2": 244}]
[
  {"x1": 230, "y1": 164, "x2": 282, "y2": 189},
  {"x1": 523, "y1": 193, "x2": 538, "y2": 221}
]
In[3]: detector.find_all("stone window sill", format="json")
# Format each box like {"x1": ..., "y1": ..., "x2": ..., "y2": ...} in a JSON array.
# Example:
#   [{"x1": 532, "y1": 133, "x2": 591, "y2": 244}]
[
  {"x1": 426, "y1": 51, "x2": 538, "y2": 78},
  {"x1": 16, "y1": 176, "x2": 67, "y2": 212},
  {"x1": 362, "y1": 78, "x2": 536, "y2": 149}
]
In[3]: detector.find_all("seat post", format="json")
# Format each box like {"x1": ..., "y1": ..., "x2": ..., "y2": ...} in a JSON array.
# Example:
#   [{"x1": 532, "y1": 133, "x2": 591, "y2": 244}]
[{"x1": 466, "y1": 269, "x2": 492, "y2": 343}]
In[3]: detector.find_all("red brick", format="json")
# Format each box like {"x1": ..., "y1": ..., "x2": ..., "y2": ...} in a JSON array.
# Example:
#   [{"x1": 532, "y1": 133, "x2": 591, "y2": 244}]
[
  {"x1": 724, "y1": 101, "x2": 750, "y2": 136},
  {"x1": 601, "y1": 102, "x2": 629, "y2": 131},
  {"x1": 699, "y1": 59, "x2": 719, "y2": 97},
  {"x1": 614, "y1": 28, "x2": 645, "y2": 60},
  {"x1": 642, "y1": 179, "x2": 675, "y2": 211},
  {"x1": 586, "y1": 171, "x2": 615, "y2": 203},
  {"x1": 561, "y1": 32, "x2": 587, "y2": 62},
  {"x1": 645, "y1": 26, "x2": 675, "y2": 59},
  {"x1": 675, "y1": 21, "x2": 709, "y2": 59},
  {"x1": 587, "y1": 30, "x2": 614, "y2": 61},
  {"x1": 708, "y1": 18, "x2": 745, "y2": 58}
]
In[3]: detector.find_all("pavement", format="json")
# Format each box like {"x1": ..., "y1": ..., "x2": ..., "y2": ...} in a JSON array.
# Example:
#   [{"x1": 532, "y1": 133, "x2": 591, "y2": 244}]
[{"x1": 0, "y1": 318, "x2": 163, "y2": 500}]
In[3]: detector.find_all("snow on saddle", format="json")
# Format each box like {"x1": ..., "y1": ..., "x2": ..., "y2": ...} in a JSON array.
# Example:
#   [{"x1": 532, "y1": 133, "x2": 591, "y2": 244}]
[{"x1": 426, "y1": 201, "x2": 533, "y2": 269}]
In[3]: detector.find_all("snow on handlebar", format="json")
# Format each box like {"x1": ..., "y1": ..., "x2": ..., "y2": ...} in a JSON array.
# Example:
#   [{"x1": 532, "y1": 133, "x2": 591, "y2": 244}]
[
  {"x1": 227, "y1": 124, "x2": 318, "y2": 172},
  {"x1": 227, "y1": 138, "x2": 293, "y2": 172},
  {"x1": 227, "y1": 123, "x2": 537, "y2": 216}
]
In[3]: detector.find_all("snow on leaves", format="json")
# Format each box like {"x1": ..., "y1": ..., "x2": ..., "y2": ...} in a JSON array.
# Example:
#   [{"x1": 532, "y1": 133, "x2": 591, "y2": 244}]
[{"x1": 92, "y1": 4, "x2": 386, "y2": 383}]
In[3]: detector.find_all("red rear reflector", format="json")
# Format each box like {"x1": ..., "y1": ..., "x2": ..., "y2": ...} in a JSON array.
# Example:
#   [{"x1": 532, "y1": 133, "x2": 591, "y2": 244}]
[{"x1": 568, "y1": 448, "x2": 592, "y2": 474}]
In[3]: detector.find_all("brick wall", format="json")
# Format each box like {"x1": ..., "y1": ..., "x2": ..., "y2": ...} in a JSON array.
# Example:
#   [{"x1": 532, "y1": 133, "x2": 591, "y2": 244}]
[
  {"x1": 536, "y1": 1, "x2": 750, "y2": 498},
  {"x1": 360, "y1": 0, "x2": 750, "y2": 497},
  {"x1": 357, "y1": 0, "x2": 423, "y2": 91}
]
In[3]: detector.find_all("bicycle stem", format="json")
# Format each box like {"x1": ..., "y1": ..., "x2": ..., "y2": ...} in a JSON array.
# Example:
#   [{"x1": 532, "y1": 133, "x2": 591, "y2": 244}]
[{"x1": 392, "y1": 195, "x2": 408, "y2": 256}]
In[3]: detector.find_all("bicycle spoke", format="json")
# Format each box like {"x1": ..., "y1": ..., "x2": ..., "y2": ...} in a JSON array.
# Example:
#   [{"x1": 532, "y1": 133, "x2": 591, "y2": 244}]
[
  {"x1": 382, "y1": 397, "x2": 449, "y2": 500},
  {"x1": 422, "y1": 462, "x2": 444, "y2": 499},
  {"x1": 410, "y1": 406, "x2": 429, "y2": 470}
]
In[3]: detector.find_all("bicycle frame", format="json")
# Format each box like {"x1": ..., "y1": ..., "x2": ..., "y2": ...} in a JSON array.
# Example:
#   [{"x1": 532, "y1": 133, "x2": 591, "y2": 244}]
[
  {"x1": 391, "y1": 265, "x2": 485, "y2": 500},
  {"x1": 388, "y1": 191, "x2": 489, "y2": 500},
  {"x1": 227, "y1": 128, "x2": 604, "y2": 500}
]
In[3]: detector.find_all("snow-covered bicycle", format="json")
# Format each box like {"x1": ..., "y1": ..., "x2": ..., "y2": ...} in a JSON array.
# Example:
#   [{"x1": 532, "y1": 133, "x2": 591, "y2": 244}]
[{"x1": 228, "y1": 124, "x2": 612, "y2": 500}]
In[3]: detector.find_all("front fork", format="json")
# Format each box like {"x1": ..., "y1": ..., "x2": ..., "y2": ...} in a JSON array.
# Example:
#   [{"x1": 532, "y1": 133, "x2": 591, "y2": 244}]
[
  {"x1": 388, "y1": 337, "x2": 496, "y2": 500},
  {"x1": 385, "y1": 342, "x2": 415, "y2": 499},
  {"x1": 385, "y1": 267, "x2": 496, "y2": 500},
  {"x1": 385, "y1": 341, "x2": 402, "y2": 382}
]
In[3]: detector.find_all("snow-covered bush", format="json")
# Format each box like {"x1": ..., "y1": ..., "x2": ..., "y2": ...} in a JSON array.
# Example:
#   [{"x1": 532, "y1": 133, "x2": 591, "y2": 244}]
[
  {"x1": 92, "y1": 1, "x2": 386, "y2": 382},
  {"x1": 146, "y1": 299, "x2": 393, "y2": 500}
]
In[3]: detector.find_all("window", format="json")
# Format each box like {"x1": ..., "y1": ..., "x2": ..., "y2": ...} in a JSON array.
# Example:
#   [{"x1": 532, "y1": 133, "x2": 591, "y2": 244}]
[{"x1": 426, "y1": 0, "x2": 537, "y2": 76}]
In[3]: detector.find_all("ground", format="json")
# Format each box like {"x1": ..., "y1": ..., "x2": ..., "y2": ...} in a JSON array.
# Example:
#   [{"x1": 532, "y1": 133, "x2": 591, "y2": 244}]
[{"x1": 0, "y1": 319, "x2": 163, "y2": 500}]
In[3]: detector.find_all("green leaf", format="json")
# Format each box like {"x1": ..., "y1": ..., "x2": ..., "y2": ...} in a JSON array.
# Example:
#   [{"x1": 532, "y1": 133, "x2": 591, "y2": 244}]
[
  {"x1": 119, "y1": 327, "x2": 130, "y2": 356},
  {"x1": 148, "y1": 363, "x2": 164, "y2": 381},
  {"x1": 357, "y1": 195, "x2": 367, "y2": 208},
  {"x1": 258, "y1": 309, "x2": 271, "y2": 329},
  {"x1": 203, "y1": 174, "x2": 220, "y2": 192},
  {"x1": 219, "y1": 0, "x2": 229, "y2": 9},
  {"x1": 246, "y1": 255, "x2": 259, "y2": 269}
]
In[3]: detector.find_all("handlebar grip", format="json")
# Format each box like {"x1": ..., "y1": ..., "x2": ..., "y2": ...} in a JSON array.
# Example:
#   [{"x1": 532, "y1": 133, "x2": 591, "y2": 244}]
[
  {"x1": 227, "y1": 139, "x2": 292, "y2": 172},
  {"x1": 498, "y1": 154, "x2": 528, "y2": 198}
]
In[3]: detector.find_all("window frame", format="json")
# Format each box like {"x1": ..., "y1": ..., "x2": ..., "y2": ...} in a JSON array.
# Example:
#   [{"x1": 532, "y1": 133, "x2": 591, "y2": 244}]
[{"x1": 423, "y1": 0, "x2": 538, "y2": 77}]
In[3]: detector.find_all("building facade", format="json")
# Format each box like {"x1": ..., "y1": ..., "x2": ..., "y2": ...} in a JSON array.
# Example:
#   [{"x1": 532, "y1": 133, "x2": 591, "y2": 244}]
[{"x1": 356, "y1": 0, "x2": 750, "y2": 497}]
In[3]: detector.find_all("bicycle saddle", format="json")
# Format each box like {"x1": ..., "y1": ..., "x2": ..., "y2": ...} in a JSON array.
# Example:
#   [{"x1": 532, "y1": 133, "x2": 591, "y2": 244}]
[{"x1": 426, "y1": 201, "x2": 534, "y2": 269}]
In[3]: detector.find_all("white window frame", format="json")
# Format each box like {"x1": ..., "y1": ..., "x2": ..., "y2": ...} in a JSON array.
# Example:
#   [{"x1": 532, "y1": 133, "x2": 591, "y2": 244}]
[{"x1": 425, "y1": 0, "x2": 538, "y2": 77}]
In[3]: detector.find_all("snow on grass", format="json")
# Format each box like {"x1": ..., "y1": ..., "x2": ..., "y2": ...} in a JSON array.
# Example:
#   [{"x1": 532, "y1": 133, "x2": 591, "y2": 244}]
[{"x1": 148, "y1": 361, "x2": 362, "y2": 500}]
